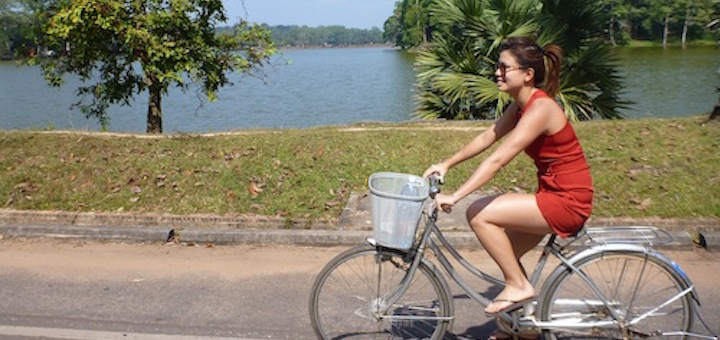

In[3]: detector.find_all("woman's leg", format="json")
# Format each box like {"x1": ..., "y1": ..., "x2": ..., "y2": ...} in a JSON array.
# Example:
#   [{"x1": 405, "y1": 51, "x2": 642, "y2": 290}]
[
  {"x1": 506, "y1": 229, "x2": 545, "y2": 277},
  {"x1": 466, "y1": 193, "x2": 550, "y2": 314}
]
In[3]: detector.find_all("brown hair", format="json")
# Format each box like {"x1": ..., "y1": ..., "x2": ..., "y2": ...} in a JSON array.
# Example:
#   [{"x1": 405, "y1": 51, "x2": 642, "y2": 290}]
[{"x1": 499, "y1": 37, "x2": 563, "y2": 97}]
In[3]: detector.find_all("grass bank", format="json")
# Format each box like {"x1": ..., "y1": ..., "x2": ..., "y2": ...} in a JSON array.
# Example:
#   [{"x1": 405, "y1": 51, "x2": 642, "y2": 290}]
[
  {"x1": 1, "y1": 115, "x2": 718, "y2": 225},
  {"x1": 625, "y1": 39, "x2": 719, "y2": 48}
]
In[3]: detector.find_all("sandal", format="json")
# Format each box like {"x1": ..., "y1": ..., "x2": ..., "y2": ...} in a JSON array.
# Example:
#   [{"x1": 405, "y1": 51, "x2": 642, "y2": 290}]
[{"x1": 484, "y1": 296, "x2": 535, "y2": 316}]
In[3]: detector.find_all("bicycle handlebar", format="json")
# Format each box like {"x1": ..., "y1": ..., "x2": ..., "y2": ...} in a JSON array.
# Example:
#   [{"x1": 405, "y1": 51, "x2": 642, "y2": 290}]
[{"x1": 428, "y1": 174, "x2": 442, "y2": 199}]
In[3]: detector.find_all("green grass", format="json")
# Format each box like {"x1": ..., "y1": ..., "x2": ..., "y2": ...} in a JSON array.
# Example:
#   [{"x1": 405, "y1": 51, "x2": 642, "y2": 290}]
[
  {"x1": 625, "y1": 38, "x2": 719, "y2": 48},
  {"x1": 1, "y1": 116, "x2": 719, "y2": 225}
]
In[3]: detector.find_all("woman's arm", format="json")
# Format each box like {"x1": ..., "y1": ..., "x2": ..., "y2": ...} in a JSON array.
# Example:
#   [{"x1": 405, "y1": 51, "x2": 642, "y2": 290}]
[
  {"x1": 423, "y1": 104, "x2": 520, "y2": 178},
  {"x1": 444, "y1": 102, "x2": 553, "y2": 205}
]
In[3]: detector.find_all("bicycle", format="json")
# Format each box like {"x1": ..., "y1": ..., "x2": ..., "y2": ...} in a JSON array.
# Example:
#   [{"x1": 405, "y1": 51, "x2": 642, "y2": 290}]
[{"x1": 309, "y1": 172, "x2": 718, "y2": 340}]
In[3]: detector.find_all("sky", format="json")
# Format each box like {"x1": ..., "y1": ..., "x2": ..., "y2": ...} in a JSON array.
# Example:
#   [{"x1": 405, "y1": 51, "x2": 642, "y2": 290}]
[{"x1": 221, "y1": 0, "x2": 396, "y2": 29}]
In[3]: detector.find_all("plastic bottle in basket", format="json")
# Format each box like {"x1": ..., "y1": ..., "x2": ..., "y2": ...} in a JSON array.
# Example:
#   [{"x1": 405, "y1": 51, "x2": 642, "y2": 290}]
[{"x1": 394, "y1": 178, "x2": 423, "y2": 248}]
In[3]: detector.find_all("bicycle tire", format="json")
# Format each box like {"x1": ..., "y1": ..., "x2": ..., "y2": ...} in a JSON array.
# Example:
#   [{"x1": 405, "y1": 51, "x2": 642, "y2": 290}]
[
  {"x1": 309, "y1": 244, "x2": 452, "y2": 340},
  {"x1": 538, "y1": 249, "x2": 693, "y2": 339}
]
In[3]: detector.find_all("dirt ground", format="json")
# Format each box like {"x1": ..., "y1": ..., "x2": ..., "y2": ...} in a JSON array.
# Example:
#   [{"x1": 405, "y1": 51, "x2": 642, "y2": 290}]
[
  {"x1": 0, "y1": 237, "x2": 343, "y2": 281},
  {"x1": 2, "y1": 237, "x2": 718, "y2": 287}
]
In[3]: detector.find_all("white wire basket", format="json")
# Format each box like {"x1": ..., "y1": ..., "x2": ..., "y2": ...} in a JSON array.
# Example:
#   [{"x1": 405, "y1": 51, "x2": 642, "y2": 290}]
[{"x1": 368, "y1": 172, "x2": 429, "y2": 250}]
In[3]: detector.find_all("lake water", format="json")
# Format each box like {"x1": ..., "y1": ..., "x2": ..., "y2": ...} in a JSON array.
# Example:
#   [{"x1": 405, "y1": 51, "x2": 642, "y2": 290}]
[{"x1": 1, "y1": 46, "x2": 718, "y2": 133}]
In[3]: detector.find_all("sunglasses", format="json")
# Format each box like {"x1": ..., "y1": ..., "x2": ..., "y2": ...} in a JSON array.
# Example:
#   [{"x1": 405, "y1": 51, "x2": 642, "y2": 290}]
[{"x1": 495, "y1": 62, "x2": 527, "y2": 78}]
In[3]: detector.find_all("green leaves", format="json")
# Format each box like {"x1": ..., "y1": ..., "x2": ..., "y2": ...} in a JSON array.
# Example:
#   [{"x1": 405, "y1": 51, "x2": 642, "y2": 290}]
[
  {"x1": 415, "y1": 0, "x2": 630, "y2": 121},
  {"x1": 33, "y1": 0, "x2": 275, "y2": 133},
  {"x1": 384, "y1": 0, "x2": 434, "y2": 48}
]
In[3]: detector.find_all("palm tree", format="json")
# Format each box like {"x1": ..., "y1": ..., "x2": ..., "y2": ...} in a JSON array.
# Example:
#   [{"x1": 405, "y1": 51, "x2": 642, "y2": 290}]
[{"x1": 415, "y1": 0, "x2": 629, "y2": 121}]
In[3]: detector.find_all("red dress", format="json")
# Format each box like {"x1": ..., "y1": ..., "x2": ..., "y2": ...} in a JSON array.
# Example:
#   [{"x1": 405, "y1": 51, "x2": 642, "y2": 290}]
[{"x1": 519, "y1": 90, "x2": 594, "y2": 237}]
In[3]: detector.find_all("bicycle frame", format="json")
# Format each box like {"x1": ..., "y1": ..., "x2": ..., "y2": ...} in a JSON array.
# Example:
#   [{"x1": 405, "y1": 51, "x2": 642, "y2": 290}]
[{"x1": 369, "y1": 199, "x2": 716, "y2": 339}]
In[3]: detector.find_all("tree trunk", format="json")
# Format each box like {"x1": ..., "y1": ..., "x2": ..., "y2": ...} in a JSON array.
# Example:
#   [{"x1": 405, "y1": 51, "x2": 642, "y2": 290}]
[
  {"x1": 682, "y1": 7, "x2": 690, "y2": 48},
  {"x1": 608, "y1": 4, "x2": 616, "y2": 47},
  {"x1": 663, "y1": 14, "x2": 670, "y2": 48},
  {"x1": 147, "y1": 85, "x2": 162, "y2": 134}
]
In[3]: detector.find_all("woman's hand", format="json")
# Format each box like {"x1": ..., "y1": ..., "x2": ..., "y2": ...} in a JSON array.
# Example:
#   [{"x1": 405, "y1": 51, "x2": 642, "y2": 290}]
[
  {"x1": 434, "y1": 193, "x2": 456, "y2": 213},
  {"x1": 423, "y1": 163, "x2": 448, "y2": 182}
]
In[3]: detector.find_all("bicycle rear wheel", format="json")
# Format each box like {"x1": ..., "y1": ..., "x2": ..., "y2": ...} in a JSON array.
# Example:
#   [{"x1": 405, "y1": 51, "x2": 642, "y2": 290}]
[
  {"x1": 309, "y1": 244, "x2": 452, "y2": 340},
  {"x1": 539, "y1": 250, "x2": 693, "y2": 339}
]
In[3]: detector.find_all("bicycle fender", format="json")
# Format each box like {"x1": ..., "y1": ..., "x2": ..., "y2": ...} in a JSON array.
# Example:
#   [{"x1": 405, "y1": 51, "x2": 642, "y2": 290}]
[
  {"x1": 546, "y1": 243, "x2": 699, "y2": 304},
  {"x1": 420, "y1": 257, "x2": 455, "y2": 307}
]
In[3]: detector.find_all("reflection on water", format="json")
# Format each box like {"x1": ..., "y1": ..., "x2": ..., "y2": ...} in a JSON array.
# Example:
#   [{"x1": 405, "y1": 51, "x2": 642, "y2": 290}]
[
  {"x1": 0, "y1": 46, "x2": 718, "y2": 133},
  {"x1": 613, "y1": 47, "x2": 720, "y2": 118}
]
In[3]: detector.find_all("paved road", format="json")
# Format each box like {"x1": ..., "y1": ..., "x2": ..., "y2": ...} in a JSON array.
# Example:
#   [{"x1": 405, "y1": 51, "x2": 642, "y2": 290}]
[{"x1": 0, "y1": 238, "x2": 718, "y2": 339}]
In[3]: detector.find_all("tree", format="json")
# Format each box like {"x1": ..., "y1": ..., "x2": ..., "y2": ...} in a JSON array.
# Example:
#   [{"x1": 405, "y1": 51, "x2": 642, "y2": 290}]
[
  {"x1": 601, "y1": 0, "x2": 632, "y2": 46},
  {"x1": 384, "y1": 0, "x2": 433, "y2": 48},
  {"x1": 0, "y1": 0, "x2": 40, "y2": 57},
  {"x1": 644, "y1": 0, "x2": 676, "y2": 48},
  {"x1": 31, "y1": 0, "x2": 275, "y2": 133},
  {"x1": 680, "y1": 0, "x2": 719, "y2": 46},
  {"x1": 266, "y1": 25, "x2": 383, "y2": 47},
  {"x1": 415, "y1": 0, "x2": 628, "y2": 121}
]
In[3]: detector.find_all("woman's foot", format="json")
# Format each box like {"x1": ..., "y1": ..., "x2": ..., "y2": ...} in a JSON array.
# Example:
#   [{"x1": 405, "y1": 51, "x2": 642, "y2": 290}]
[
  {"x1": 485, "y1": 296, "x2": 534, "y2": 315},
  {"x1": 485, "y1": 284, "x2": 535, "y2": 314},
  {"x1": 487, "y1": 329, "x2": 539, "y2": 340}
]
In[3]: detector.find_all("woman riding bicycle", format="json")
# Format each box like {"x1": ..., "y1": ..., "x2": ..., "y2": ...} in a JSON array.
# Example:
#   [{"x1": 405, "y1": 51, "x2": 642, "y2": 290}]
[{"x1": 423, "y1": 36, "x2": 594, "y2": 320}]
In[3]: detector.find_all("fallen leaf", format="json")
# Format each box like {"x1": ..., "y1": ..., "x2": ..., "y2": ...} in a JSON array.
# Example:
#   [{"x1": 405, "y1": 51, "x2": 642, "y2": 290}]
[
  {"x1": 14, "y1": 182, "x2": 30, "y2": 190},
  {"x1": 131, "y1": 186, "x2": 142, "y2": 194},
  {"x1": 638, "y1": 198, "x2": 652, "y2": 210},
  {"x1": 630, "y1": 197, "x2": 651, "y2": 210},
  {"x1": 249, "y1": 180, "x2": 264, "y2": 198},
  {"x1": 5, "y1": 193, "x2": 16, "y2": 206}
]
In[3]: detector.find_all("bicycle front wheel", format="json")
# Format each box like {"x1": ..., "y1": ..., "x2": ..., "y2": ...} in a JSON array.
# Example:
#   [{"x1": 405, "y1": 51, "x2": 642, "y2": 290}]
[
  {"x1": 539, "y1": 250, "x2": 693, "y2": 339},
  {"x1": 309, "y1": 245, "x2": 452, "y2": 340}
]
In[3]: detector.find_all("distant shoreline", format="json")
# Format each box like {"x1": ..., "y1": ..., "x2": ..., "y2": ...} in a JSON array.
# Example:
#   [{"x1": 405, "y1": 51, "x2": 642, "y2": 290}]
[
  {"x1": 277, "y1": 43, "x2": 396, "y2": 51},
  {"x1": 0, "y1": 43, "x2": 400, "y2": 62}
]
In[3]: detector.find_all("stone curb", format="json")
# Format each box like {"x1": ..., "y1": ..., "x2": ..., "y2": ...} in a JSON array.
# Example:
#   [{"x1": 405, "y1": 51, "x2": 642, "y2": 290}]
[
  {"x1": 0, "y1": 222, "x2": 715, "y2": 252},
  {"x1": 1, "y1": 201, "x2": 719, "y2": 251}
]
